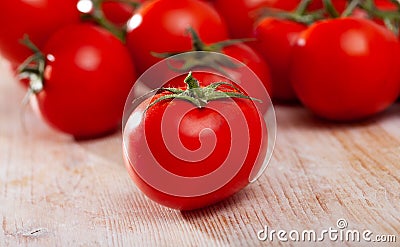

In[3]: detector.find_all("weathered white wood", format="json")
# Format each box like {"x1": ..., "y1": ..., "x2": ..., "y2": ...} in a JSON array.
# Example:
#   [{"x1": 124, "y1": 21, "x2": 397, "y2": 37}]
[{"x1": 0, "y1": 57, "x2": 398, "y2": 246}]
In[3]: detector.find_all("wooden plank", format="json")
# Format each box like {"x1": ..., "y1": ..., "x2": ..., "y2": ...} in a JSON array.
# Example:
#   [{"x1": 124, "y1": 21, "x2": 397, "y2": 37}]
[{"x1": 0, "y1": 57, "x2": 398, "y2": 246}]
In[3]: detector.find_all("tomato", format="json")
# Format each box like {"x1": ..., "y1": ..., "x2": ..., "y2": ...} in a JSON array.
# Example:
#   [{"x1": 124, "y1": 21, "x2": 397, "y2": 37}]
[
  {"x1": 221, "y1": 44, "x2": 272, "y2": 97},
  {"x1": 254, "y1": 18, "x2": 307, "y2": 102},
  {"x1": 312, "y1": 0, "x2": 348, "y2": 13},
  {"x1": 0, "y1": 0, "x2": 80, "y2": 66},
  {"x1": 163, "y1": 56, "x2": 271, "y2": 113},
  {"x1": 374, "y1": 0, "x2": 398, "y2": 10},
  {"x1": 213, "y1": 0, "x2": 300, "y2": 38},
  {"x1": 213, "y1": 0, "x2": 349, "y2": 38},
  {"x1": 290, "y1": 17, "x2": 400, "y2": 121},
  {"x1": 102, "y1": 0, "x2": 144, "y2": 26},
  {"x1": 125, "y1": 0, "x2": 228, "y2": 75},
  {"x1": 123, "y1": 72, "x2": 268, "y2": 210},
  {"x1": 30, "y1": 24, "x2": 136, "y2": 138}
]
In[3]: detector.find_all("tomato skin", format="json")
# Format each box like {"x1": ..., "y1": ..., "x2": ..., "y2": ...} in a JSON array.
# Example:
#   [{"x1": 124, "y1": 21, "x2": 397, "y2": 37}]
[
  {"x1": 0, "y1": 0, "x2": 80, "y2": 66},
  {"x1": 102, "y1": 0, "x2": 144, "y2": 26},
  {"x1": 123, "y1": 73, "x2": 267, "y2": 210},
  {"x1": 125, "y1": 0, "x2": 228, "y2": 75},
  {"x1": 374, "y1": 0, "x2": 397, "y2": 10},
  {"x1": 221, "y1": 44, "x2": 272, "y2": 96},
  {"x1": 31, "y1": 24, "x2": 136, "y2": 138},
  {"x1": 213, "y1": 0, "x2": 300, "y2": 38},
  {"x1": 254, "y1": 18, "x2": 306, "y2": 101},
  {"x1": 213, "y1": 0, "x2": 349, "y2": 38},
  {"x1": 290, "y1": 17, "x2": 400, "y2": 121},
  {"x1": 309, "y1": 0, "x2": 348, "y2": 13}
]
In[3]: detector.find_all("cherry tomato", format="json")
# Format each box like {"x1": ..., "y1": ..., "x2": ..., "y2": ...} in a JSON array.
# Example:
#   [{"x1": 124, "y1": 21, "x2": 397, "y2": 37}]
[
  {"x1": 102, "y1": 0, "x2": 144, "y2": 26},
  {"x1": 254, "y1": 18, "x2": 307, "y2": 102},
  {"x1": 0, "y1": 0, "x2": 80, "y2": 66},
  {"x1": 222, "y1": 43, "x2": 272, "y2": 97},
  {"x1": 290, "y1": 17, "x2": 400, "y2": 121},
  {"x1": 123, "y1": 72, "x2": 267, "y2": 210},
  {"x1": 374, "y1": 0, "x2": 398, "y2": 10},
  {"x1": 213, "y1": 0, "x2": 349, "y2": 38},
  {"x1": 213, "y1": 0, "x2": 300, "y2": 38},
  {"x1": 126, "y1": 0, "x2": 228, "y2": 75},
  {"x1": 310, "y1": 0, "x2": 348, "y2": 13},
  {"x1": 31, "y1": 24, "x2": 136, "y2": 138}
]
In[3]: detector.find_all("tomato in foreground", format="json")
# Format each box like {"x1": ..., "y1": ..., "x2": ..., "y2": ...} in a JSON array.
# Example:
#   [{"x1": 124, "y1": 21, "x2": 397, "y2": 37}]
[
  {"x1": 126, "y1": 0, "x2": 228, "y2": 74},
  {"x1": 0, "y1": 0, "x2": 80, "y2": 66},
  {"x1": 30, "y1": 24, "x2": 136, "y2": 138},
  {"x1": 290, "y1": 17, "x2": 400, "y2": 121},
  {"x1": 123, "y1": 72, "x2": 267, "y2": 210}
]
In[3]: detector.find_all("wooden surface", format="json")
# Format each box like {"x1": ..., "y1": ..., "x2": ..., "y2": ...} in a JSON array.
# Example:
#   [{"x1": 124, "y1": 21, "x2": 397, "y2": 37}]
[{"x1": 0, "y1": 57, "x2": 399, "y2": 247}]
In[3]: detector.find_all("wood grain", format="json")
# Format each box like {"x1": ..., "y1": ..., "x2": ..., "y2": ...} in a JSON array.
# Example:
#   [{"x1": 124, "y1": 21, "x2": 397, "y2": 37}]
[{"x1": 0, "y1": 57, "x2": 399, "y2": 246}]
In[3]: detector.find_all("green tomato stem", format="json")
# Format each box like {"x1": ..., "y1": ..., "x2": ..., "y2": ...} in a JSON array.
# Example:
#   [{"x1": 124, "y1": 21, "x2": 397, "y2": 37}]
[
  {"x1": 146, "y1": 72, "x2": 259, "y2": 110},
  {"x1": 295, "y1": 0, "x2": 313, "y2": 15},
  {"x1": 323, "y1": 0, "x2": 340, "y2": 18},
  {"x1": 84, "y1": 0, "x2": 127, "y2": 42},
  {"x1": 184, "y1": 72, "x2": 200, "y2": 89},
  {"x1": 341, "y1": 0, "x2": 361, "y2": 17}
]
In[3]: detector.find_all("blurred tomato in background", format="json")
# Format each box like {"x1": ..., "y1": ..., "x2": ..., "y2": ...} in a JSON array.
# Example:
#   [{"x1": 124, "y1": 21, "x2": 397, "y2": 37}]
[{"x1": 0, "y1": 0, "x2": 80, "y2": 66}]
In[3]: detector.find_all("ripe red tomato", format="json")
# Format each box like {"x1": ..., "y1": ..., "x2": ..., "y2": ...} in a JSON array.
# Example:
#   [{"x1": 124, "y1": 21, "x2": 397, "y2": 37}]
[
  {"x1": 290, "y1": 17, "x2": 400, "y2": 121},
  {"x1": 0, "y1": 0, "x2": 80, "y2": 66},
  {"x1": 123, "y1": 72, "x2": 267, "y2": 210},
  {"x1": 310, "y1": 0, "x2": 348, "y2": 13},
  {"x1": 30, "y1": 24, "x2": 136, "y2": 138},
  {"x1": 213, "y1": 0, "x2": 300, "y2": 38},
  {"x1": 213, "y1": 0, "x2": 349, "y2": 38},
  {"x1": 374, "y1": 0, "x2": 398, "y2": 10},
  {"x1": 221, "y1": 43, "x2": 272, "y2": 97},
  {"x1": 125, "y1": 0, "x2": 228, "y2": 75},
  {"x1": 254, "y1": 18, "x2": 307, "y2": 102},
  {"x1": 102, "y1": 0, "x2": 144, "y2": 26}
]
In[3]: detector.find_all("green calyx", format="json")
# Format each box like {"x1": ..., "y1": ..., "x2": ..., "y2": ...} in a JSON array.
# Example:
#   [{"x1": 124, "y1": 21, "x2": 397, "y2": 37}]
[
  {"x1": 146, "y1": 72, "x2": 260, "y2": 110},
  {"x1": 18, "y1": 35, "x2": 45, "y2": 94}
]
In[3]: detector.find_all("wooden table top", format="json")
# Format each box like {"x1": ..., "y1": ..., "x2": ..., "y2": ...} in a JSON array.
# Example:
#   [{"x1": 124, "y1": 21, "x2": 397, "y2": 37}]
[{"x1": 0, "y1": 58, "x2": 399, "y2": 246}]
